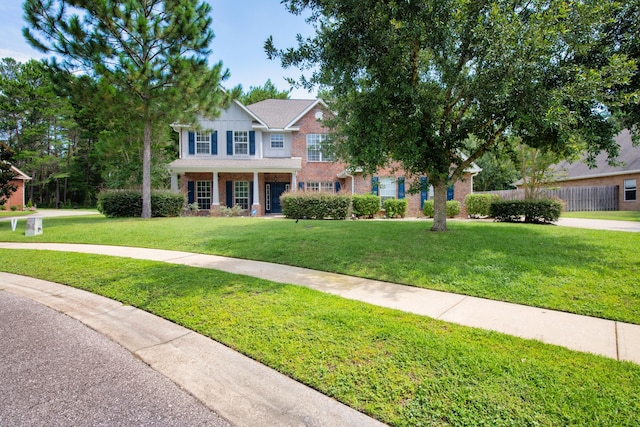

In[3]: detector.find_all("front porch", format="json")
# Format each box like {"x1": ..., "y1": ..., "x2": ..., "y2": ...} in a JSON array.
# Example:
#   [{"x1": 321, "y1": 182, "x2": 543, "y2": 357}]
[{"x1": 173, "y1": 171, "x2": 297, "y2": 216}]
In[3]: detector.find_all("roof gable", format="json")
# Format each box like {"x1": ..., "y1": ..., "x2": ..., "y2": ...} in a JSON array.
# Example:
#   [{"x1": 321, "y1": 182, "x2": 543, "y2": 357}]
[
  {"x1": 553, "y1": 130, "x2": 640, "y2": 180},
  {"x1": 246, "y1": 99, "x2": 324, "y2": 130}
]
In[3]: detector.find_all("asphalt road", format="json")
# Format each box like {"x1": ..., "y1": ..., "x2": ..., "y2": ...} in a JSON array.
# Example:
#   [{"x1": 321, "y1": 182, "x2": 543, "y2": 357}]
[{"x1": 0, "y1": 291, "x2": 231, "y2": 427}]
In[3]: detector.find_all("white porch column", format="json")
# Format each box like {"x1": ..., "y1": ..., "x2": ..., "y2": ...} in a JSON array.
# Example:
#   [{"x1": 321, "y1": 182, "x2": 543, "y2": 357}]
[
  {"x1": 252, "y1": 172, "x2": 260, "y2": 206},
  {"x1": 212, "y1": 172, "x2": 220, "y2": 206},
  {"x1": 170, "y1": 173, "x2": 178, "y2": 191},
  {"x1": 291, "y1": 172, "x2": 297, "y2": 191}
]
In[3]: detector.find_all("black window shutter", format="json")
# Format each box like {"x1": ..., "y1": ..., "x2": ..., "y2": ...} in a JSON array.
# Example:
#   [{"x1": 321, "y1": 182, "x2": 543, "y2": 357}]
[
  {"x1": 227, "y1": 131, "x2": 233, "y2": 155},
  {"x1": 211, "y1": 131, "x2": 217, "y2": 155},
  {"x1": 187, "y1": 181, "x2": 195, "y2": 204},
  {"x1": 249, "y1": 131, "x2": 256, "y2": 155},
  {"x1": 226, "y1": 181, "x2": 233, "y2": 207},
  {"x1": 188, "y1": 131, "x2": 195, "y2": 155}
]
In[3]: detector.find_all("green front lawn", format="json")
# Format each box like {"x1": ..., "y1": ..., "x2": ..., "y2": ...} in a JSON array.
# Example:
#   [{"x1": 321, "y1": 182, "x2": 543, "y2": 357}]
[
  {"x1": 0, "y1": 210, "x2": 34, "y2": 217},
  {"x1": 562, "y1": 210, "x2": 640, "y2": 222},
  {"x1": 1, "y1": 250, "x2": 638, "y2": 427},
  {"x1": 2, "y1": 216, "x2": 639, "y2": 324}
]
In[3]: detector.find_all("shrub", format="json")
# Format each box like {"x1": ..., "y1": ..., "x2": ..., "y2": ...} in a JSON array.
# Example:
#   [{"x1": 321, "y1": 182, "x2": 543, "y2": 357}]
[
  {"x1": 465, "y1": 194, "x2": 500, "y2": 218},
  {"x1": 219, "y1": 205, "x2": 244, "y2": 217},
  {"x1": 422, "y1": 200, "x2": 461, "y2": 218},
  {"x1": 383, "y1": 198, "x2": 408, "y2": 218},
  {"x1": 98, "y1": 189, "x2": 185, "y2": 218},
  {"x1": 281, "y1": 191, "x2": 351, "y2": 220},
  {"x1": 351, "y1": 194, "x2": 381, "y2": 218},
  {"x1": 490, "y1": 199, "x2": 563, "y2": 224}
]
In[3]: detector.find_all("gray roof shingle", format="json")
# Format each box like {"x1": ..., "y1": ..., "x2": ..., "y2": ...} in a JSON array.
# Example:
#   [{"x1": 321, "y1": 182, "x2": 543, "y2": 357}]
[{"x1": 246, "y1": 99, "x2": 317, "y2": 129}]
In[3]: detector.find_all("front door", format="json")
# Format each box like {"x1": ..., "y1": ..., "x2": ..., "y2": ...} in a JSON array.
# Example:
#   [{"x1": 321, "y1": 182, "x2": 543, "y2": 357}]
[{"x1": 266, "y1": 182, "x2": 289, "y2": 214}]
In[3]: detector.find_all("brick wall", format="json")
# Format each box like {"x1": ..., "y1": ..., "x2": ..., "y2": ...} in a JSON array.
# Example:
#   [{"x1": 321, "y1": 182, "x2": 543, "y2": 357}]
[{"x1": 5, "y1": 179, "x2": 25, "y2": 209}]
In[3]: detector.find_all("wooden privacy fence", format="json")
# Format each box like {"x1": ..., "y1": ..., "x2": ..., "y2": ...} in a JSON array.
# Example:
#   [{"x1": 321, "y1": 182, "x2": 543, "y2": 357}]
[{"x1": 477, "y1": 185, "x2": 619, "y2": 212}]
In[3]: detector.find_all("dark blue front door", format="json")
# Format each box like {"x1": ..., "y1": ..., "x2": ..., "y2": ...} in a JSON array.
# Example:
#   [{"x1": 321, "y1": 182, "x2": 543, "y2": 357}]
[{"x1": 266, "y1": 182, "x2": 288, "y2": 213}]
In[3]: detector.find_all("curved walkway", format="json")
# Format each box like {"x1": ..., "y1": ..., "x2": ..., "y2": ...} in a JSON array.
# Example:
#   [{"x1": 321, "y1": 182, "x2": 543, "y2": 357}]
[{"x1": 2, "y1": 242, "x2": 639, "y2": 366}]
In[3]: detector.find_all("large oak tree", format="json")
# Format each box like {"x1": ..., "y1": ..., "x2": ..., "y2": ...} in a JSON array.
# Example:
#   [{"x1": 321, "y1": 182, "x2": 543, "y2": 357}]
[
  {"x1": 24, "y1": 0, "x2": 235, "y2": 217},
  {"x1": 268, "y1": 0, "x2": 637, "y2": 230}
]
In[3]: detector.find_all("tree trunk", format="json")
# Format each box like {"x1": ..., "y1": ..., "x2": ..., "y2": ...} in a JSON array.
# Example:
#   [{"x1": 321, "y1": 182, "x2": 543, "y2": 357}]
[
  {"x1": 431, "y1": 182, "x2": 448, "y2": 232},
  {"x1": 141, "y1": 119, "x2": 152, "y2": 218}
]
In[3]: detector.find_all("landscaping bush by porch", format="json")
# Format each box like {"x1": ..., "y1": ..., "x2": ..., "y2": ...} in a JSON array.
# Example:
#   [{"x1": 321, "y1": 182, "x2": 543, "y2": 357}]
[
  {"x1": 351, "y1": 194, "x2": 381, "y2": 218},
  {"x1": 280, "y1": 191, "x2": 351, "y2": 220},
  {"x1": 422, "y1": 200, "x2": 461, "y2": 218},
  {"x1": 383, "y1": 198, "x2": 408, "y2": 218}
]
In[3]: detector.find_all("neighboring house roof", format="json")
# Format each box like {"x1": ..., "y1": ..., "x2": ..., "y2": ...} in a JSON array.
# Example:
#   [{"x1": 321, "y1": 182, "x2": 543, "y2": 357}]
[
  {"x1": 552, "y1": 129, "x2": 640, "y2": 181},
  {"x1": 9, "y1": 165, "x2": 31, "y2": 180},
  {"x1": 246, "y1": 99, "x2": 327, "y2": 130}
]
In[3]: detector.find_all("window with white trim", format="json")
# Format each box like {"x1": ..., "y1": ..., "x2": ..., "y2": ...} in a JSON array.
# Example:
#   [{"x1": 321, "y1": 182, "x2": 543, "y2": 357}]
[
  {"x1": 234, "y1": 181, "x2": 249, "y2": 209},
  {"x1": 196, "y1": 131, "x2": 211, "y2": 154},
  {"x1": 306, "y1": 182, "x2": 334, "y2": 193},
  {"x1": 379, "y1": 177, "x2": 397, "y2": 203},
  {"x1": 270, "y1": 134, "x2": 284, "y2": 149},
  {"x1": 196, "y1": 181, "x2": 211, "y2": 209},
  {"x1": 624, "y1": 179, "x2": 637, "y2": 201},
  {"x1": 306, "y1": 134, "x2": 334, "y2": 162},
  {"x1": 234, "y1": 131, "x2": 248, "y2": 155}
]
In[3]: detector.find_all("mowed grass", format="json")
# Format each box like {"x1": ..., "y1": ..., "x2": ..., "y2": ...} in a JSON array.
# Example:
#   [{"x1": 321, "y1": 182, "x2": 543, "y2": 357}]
[
  {"x1": 2, "y1": 215, "x2": 639, "y2": 324},
  {"x1": 1, "y1": 250, "x2": 639, "y2": 426},
  {"x1": 562, "y1": 210, "x2": 640, "y2": 222}
]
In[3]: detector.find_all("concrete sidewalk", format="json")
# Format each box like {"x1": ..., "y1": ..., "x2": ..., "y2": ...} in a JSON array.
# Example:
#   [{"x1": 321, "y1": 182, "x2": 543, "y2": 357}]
[{"x1": 2, "y1": 242, "x2": 639, "y2": 365}]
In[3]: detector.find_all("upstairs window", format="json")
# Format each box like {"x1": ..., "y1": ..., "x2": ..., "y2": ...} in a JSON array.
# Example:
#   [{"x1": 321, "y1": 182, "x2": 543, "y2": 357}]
[
  {"x1": 306, "y1": 134, "x2": 334, "y2": 162},
  {"x1": 195, "y1": 132, "x2": 211, "y2": 154},
  {"x1": 624, "y1": 179, "x2": 637, "y2": 201},
  {"x1": 234, "y1": 131, "x2": 249, "y2": 155},
  {"x1": 270, "y1": 134, "x2": 284, "y2": 149}
]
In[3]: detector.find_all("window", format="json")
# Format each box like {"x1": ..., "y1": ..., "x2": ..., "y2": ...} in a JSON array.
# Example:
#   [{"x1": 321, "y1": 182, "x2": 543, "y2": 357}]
[
  {"x1": 270, "y1": 134, "x2": 284, "y2": 149},
  {"x1": 379, "y1": 177, "x2": 397, "y2": 203},
  {"x1": 195, "y1": 131, "x2": 210, "y2": 154},
  {"x1": 306, "y1": 134, "x2": 334, "y2": 162},
  {"x1": 234, "y1": 131, "x2": 248, "y2": 155},
  {"x1": 234, "y1": 181, "x2": 249, "y2": 209},
  {"x1": 196, "y1": 181, "x2": 211, "y2": 209},
  {"x1": 624, "y1": 179, "x2": 637, "y2": 201},
  {"x1": 306, "y1": 182, "x2": 334, "y2": 193}
]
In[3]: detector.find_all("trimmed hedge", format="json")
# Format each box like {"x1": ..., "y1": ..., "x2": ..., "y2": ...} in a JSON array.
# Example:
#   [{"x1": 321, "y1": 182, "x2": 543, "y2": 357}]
[
  {"x1": 423, "y1": 200, "x2": 461, "y2": 218},
  {"x1": 465, "y1": 194, "x2": 500, "y2": 218},
  {"x1": 280, "y1": 191, "x2": 351, "y2": 220},
  {"x1": 351, "y1": 194, "x2": 381, "y2": 218},
  {"x1": 97, "y1": 189, "x2": 185, "y2": 218},
  {"x1": 490, "y1": 199, "x2": 563, "y2": 224},
  {"x1": 383, "y1": 198, "x2": 408, "y2": 218}
]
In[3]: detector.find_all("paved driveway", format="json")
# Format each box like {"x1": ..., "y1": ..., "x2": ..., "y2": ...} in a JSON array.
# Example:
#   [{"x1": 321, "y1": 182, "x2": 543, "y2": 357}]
[
  {"x1": 556, "y1": 217, "x2": 640, "y2": 232},
  {"x1": 0, "y1": 291, "x2": 230, "y2": 427}
]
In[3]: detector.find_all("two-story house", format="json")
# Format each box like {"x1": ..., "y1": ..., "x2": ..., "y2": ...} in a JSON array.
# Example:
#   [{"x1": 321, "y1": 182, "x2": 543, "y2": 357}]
[{"x1": 169, "y1": 98, "x2": 479, "y2": 216}]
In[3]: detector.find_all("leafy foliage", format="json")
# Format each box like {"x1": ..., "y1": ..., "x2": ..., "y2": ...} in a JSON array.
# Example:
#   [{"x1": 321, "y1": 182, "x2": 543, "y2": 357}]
[
  {"x1": 97, "y1": 189, "x2": 184, "y2": 218},
  {"x1": 280, "y1": 191, "x2": 351, "y2": 220},
  {"x1": 0, "y1": 142, "x2": 17, "y2": 206},
  {"x1": 268, "y1": 0, "x2": 637, "y2": 231},
  {"x1": 423, "y1": 200, "x2": 461, "y2": 218},
  {"x1": 490, "y1": 199, "x2": 563, "y2": 223},
  {"x1": 24, "y1": 0, "x2": 236, "y2": 217},
  {"x1": 351, "y1": 194, "x2": 381, "y2": 218},
  {"x1": 383, "y1": 198, "x2": 408, "y2": 218},
  {"x1": 465, "y1": 194, "x2": 501, "y2": 218},
  {"x1": 239, "y1": 79, "x2": 291, "y2": 105}
]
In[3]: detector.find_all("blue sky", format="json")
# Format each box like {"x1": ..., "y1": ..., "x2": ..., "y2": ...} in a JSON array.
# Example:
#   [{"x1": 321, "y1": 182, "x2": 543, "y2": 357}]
[{"x1": 0, "y1": 1, "x2": 316, "y2": 99}]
